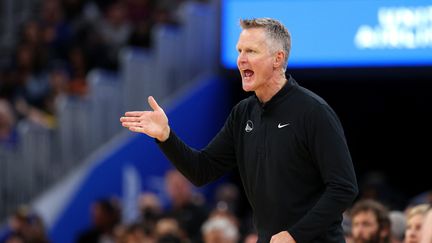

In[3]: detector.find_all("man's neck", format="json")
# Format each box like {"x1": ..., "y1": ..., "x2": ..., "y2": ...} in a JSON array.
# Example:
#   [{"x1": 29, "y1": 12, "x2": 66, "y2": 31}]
[{"x1": 255, "y1": 75, "x2": 287, "y2": 104}]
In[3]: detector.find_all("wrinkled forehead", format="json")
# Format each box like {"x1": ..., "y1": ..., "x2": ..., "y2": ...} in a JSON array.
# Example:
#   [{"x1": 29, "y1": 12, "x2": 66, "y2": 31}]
[
  {"x1": 236, "y1": 28, "x2": 270, "y2": 48},
  {"x1": 239, "y1": 27, "x2": 268, "y2": 39}
]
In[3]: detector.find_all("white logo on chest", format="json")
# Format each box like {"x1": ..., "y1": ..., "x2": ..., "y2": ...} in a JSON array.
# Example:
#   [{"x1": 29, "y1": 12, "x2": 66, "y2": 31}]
[
  {"x1": 245, "y1": 120, "x2": 254, "y2": 132},
  {"x1": 278, "y1": 123, "x2": 290, "y2": 128}
]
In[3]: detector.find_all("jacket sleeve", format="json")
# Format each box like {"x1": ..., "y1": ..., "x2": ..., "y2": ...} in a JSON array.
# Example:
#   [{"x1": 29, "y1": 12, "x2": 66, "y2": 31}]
[
  {"x1": 157, "y1": 108, "x2": 237, "y2": 187},
  {"x1": 289, "y1": 104, "x2": 358, "y2": 242}
]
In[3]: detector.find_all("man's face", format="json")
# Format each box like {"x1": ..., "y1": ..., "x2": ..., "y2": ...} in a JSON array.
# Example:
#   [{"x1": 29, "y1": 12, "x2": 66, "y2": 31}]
[
  {"x1": 236, "y1": 28, "x2": 277, "y2": 93},
  {"x1": 351, "y1": 210, "x2": 381, "y2": 243}
]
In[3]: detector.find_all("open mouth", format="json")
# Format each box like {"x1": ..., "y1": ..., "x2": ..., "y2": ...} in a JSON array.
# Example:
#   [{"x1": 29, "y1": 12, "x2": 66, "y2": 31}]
[{"x1": 243, "y1": 69, "x2": 254, "y2": 79}]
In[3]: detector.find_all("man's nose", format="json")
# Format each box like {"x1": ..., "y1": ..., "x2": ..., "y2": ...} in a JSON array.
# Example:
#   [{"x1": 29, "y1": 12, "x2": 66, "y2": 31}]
[{"x1": 238, "y1": 53, "x2": 247, "y2": 65}]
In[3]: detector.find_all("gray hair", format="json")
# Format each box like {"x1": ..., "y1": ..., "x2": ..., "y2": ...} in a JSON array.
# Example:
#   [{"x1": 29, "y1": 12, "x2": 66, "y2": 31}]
[{"x1": 240, "y1": 18, "x2": 291, "y2": 68}]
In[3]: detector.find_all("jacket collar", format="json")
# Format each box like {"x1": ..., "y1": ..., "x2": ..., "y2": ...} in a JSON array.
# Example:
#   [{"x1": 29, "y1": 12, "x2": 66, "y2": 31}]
[{"x1": 254, "y1": 74, "x2": 297, "y2": 110}]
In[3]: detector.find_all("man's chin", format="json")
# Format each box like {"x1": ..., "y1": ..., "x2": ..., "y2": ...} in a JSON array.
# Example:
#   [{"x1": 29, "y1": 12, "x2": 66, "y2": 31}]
[{"x1": 242, "y1": 83, "x2": 254, "y2": 92}]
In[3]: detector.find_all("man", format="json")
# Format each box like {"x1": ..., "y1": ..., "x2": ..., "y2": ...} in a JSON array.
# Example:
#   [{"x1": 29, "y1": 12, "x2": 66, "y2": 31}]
[
  {"x1": 121, "y1": 18, "x2": 358, "y2": 242},
  {"x1": 350, "y1": 199, "x2": 391, "y2": 243}
]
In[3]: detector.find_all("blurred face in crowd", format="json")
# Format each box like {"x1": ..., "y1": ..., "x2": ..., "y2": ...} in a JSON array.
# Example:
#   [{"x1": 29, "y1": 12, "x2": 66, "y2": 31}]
[
  {"x1": 5, "y1": 235, "x2": 25, "y2": 243},
  {"x1": 404, "y1": 214, "x2": 424, "y2": 243},
  {"x1": 352, "y1": 210, "x2": 382, "y2": 243},
  {"x1": 0, "y1": 100, "x2": 15, "y2": 137},
  {"x1": 236, "y1": 28, "x2": 279, "y2": 94},
  {"x1": 165, "y1": 170, "x2": 191, "y2": 207}
]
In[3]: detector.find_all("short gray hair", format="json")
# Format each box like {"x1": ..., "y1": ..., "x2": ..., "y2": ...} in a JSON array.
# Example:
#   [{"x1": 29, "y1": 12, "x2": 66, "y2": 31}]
[{"x1": 240, "y1": 18, "x2": 291, "y2": 68}]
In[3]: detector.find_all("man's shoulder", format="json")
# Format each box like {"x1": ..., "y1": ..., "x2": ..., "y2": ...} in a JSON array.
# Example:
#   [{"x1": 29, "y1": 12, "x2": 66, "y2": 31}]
[
  {"x1": 294, "y1": 85, "x2": 340, "y2": 120},
  {"x1": 294, "y1": 85, "x2": 329, "y2": 108},
  {"x1": 233, "y1": 95, "x2": 256, "y2": 111}
]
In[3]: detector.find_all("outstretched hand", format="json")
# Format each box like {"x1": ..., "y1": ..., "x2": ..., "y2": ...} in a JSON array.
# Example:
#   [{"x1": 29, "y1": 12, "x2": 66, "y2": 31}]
[{"x1": 120, "y1": 96, "x2": 170, "y2": 142}]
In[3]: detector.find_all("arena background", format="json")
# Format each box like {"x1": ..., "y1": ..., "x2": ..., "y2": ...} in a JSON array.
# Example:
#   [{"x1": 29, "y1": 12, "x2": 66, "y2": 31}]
[{"x1": 1, "y1": 0, "x2": 431, "y2": 242}]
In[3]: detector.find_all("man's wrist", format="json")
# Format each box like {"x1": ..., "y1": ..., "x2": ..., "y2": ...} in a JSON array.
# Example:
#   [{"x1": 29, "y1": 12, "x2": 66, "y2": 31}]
[{"x1": 158, "y1": 125, "x2": 170, "y2": 142}]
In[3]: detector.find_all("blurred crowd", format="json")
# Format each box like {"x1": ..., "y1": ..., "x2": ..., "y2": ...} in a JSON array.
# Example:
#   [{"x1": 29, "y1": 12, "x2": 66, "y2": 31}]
[
  {"x1": 0, "y1": 169, "x2": 431, "y2": 243},
  {"x1": 0, "y1": 0, "x2": 189, "y2": 148},
  {"x1": 0, "y1": 169, "x2": 254, "y2": 243}
]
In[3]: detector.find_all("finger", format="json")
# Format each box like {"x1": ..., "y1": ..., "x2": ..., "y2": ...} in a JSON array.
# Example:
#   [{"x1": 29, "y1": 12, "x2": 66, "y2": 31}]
[
  {"x1": 120, "y1": 117, "x2": 142, "y2": 122},
  {"x1": 148, "y1": 96, "x2": 162, "y2": 112},
  {"x1": 125, "y1": 111, "x2": 144, "y2": 117},
  {"x1": 128, "y1": 126, "x2": 148, "y2": 134},
  {"x1": 122, "y1": 122, "x2": 142, "y2": 127}
]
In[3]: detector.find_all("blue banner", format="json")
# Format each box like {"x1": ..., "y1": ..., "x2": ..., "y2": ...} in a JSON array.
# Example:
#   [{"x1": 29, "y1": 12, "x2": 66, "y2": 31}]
[{"x1": 221, "y1": 0, "x2": 432, "y2": 68}]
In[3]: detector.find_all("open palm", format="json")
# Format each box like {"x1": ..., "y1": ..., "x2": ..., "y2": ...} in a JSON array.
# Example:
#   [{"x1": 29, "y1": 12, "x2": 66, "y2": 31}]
[{"x1": 120, "y1": 96, "x2": 170, "y2": 141}]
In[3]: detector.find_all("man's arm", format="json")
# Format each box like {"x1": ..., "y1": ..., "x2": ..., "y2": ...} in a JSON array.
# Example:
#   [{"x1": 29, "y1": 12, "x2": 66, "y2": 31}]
[
  {"x1": 288, "y1": 104, "x2": 358, "y2": 242},
  {"x1": 120, "y1": 96, "x2": 237, "y2": 186},
  {"x1": 157, "y1": 103, "x2": 237, "y2": 186}
]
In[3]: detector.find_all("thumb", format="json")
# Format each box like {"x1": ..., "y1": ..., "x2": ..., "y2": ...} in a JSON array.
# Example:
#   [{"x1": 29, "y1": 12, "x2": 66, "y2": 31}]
[{"x1": 148, "y1": 96, "x2": 162, "y2": 111}]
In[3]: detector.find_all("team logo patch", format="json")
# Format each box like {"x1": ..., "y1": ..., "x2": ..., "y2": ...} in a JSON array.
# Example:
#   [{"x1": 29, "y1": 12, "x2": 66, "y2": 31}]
[{"x1": 245, "y1": 120, "x2": 254, "y2": 132}]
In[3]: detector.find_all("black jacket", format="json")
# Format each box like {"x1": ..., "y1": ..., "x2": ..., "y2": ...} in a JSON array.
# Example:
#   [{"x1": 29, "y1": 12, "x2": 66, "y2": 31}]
[{"x1": 158, "y1": 75, "x2": 358, "y2": 242}]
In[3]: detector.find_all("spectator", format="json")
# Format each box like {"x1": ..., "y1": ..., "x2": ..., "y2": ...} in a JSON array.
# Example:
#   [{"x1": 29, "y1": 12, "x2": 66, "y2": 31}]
[
  {"x1": 66, "y1": 46, "x2": 88, "y2": 96},
  {"x1": 0, "y1": 206, "x2": 49, "y2": 243},
  {"x1": 0, "y1": 99, "x2": 17, "y2": 148},
  {"x1": 76, "y1": 198, "x2": 121, "y2": 243},
  {"x1": 95, "y1": 1, "x2": 132, "y2": 70},
  {"x1": 0, "y1": 207, "x2": 29, "y2": 243},
  {"x1": 116, "y1": 223, "x2": 148, "y2": 243},
  {"x1": 3, "y1": 233, "x2": 25, "y2": 243},
  {"x1": 164, "y1": 169, "x2": 208, "y2": 242},
  {"x1": 420, "y1": 207, "x2": 432, "y2": 243},
  {"x1": 39, "y1": 0, "x2": 72, "y2": 61},
  {"x1": 154, "y1": 216, "x2": 186, "y2": 243},
  {"x1": 350, "y1": 199, "x2": 391, "y2": 243},
  {"x1": 139, "y1": 192, "x2": 162, "y2": 221},
  {"x1": 389, "y1": 211, "x2": 406, "y2": 243},
  {"x1": 201, "y1": 209, "x2": 239, "y2": 243},
  {"x1": 213, "y1": 183, "x2": 239, "y2": 216},
  {"x1": 20, "y1": 20, "x2": 48, "y2": 69},
  {"x1": 137, "y1": 192, "x2": 163, "y2": 240},
  {"x1": 243, "y1": 232, "x2": 258, "y2": 243},
  {"x1": 405, "y1": 204, "x2": 429, "y2": 243}
]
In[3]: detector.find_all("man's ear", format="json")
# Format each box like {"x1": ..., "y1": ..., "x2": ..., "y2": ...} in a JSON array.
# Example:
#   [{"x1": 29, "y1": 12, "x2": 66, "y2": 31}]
[{"x1": 273, "y1": 50, "x2": 285, "y2": 68}]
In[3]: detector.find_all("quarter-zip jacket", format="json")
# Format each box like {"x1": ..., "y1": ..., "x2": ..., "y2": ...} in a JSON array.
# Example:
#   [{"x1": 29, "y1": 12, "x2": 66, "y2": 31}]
[{"x1": 158, "y1": 75, "x2": 358, "y2": 243}]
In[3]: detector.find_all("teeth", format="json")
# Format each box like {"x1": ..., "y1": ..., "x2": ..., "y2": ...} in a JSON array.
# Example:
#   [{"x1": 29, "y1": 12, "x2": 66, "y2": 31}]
[{"x1": 244, "y1": 70, "x2": 253, "y2": 77}]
